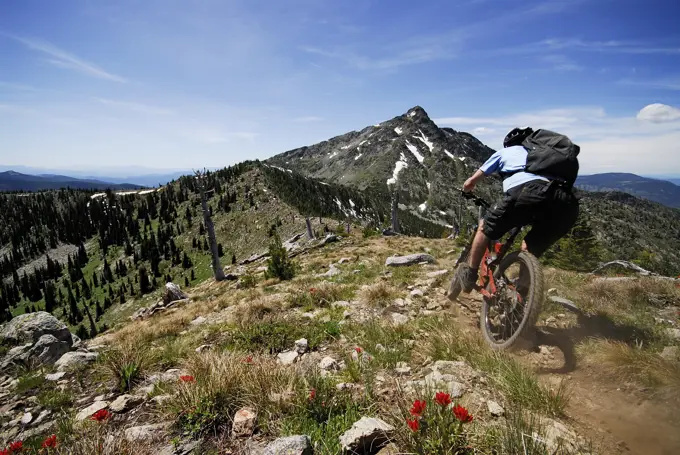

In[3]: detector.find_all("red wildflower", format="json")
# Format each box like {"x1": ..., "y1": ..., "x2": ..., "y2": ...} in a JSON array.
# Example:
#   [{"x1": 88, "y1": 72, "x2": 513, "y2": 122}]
[
  {"x1": 434, "y1": 392, "x2": 452, "y2": 407},
  {"x1": 453, "y1": 404, "x2": 473, "y2": 423},
  {"x1": 90, "y1": 408, "x2": 112, "y2": 422},
  {"x1": 310, "y1": 288, "x2": 316, "y2": 293},
  {"x1": 309, "y1": 389, "x2": 316, "y2": 400},
  {"x1": 409, "y1": 400, "x2": 427, "y2": 417},
  {"x1": 355, "y1": 347, "x2": 362, "y2": 354},
  {"x1": 41, "y1": 434, "x2": 58, "y2": 449},
  {"x1": 179, "y1": 375, "x2": 196, "y2": 383},
  {"x1": 407, "y1": 418, "x2": 420, "y2": 432},
  {"x1": 243, "y1": 355, "x2": 254, "y2": 364},
  {"x1": 9, "y1": 441, "x2": 23, "y2": 452},
  {"x1": 0, "y1": 449, "x2": 9, "y2": 455}
]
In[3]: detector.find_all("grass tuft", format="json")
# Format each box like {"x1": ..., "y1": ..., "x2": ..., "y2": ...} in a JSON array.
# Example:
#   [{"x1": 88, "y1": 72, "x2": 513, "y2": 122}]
[{"x1": 100, "y1": 342, "x2": 153, "y2": 392}]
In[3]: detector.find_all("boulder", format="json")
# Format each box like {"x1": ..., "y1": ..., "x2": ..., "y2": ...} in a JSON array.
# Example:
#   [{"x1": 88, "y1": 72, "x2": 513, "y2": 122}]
[
  {"x1": 75, "y1": 400, "x2": 109, "y2": 421},
  {"x1": 294, "y1": 338, "x2": 309, "y2": 355},
  {"x1": 231, "y1": 407, "x2": 257, "y2": 437},
  {"x1": 320, "y1": 356, "x2": 340, "y2": 371},
  {"x1": 320, "y1": 234, "x2": 338, "y2": 246},
  {"x1": 27, "y1": 334, "x2": 72, "y2": 365},
  {"x1": 660, "y1": 346, "x2": 679, "y2": 361},
  {"x1": 339, "y1": 416, "x2": 394, "y2": 454},
  {"x1": 124, "y1": 422, "x2": 172, "y2": 442},
  {"x1": 277, "y1": 350, "x2": 299, "y2": 365},
  {"x1": 55, "y1": 351, "x2": 99, "y2": 372},
  {"x1": 263, "y1": 435, "x2": 313, "y2": 455},
  {"x1": 110, "y1": 394, "x2": 144, "y2": 413},
  {"x1": 0, "y1": 312, "x2": 73, "y2": 346},
  {"x1": 385, "y1": 254, "x2": 435, "y2": 267},
  {"x1": 665, "y1": 328, "x2": 680, "y2": 341},
  {"x1": 487, "y1": 400, "x2": 505, "y2": 417},
  {"x1": 45, "y1": 372, "x2": 66, "y2": 381},
  {"x1": 317, "y1": 264, "x2": 342, "y2": 278},
  {"x1": 190, "y1": 316, "x2": 207, "y2": 326},
  {"x1": 390, "y1": 313, "x2": 409, "y2": 326},
  {"x1": 20, "y1": 412, "x2": 33, "y2": 425},
  {"x1": 163, "y1": 282, "x2": 188, "y2": 304}
]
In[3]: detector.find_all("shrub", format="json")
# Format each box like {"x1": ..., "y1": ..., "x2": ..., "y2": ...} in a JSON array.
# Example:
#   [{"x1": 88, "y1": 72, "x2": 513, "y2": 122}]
[
  {"x1": 100, "y1": 343, "x2": 152, "y2": 392},
  {"x1": 265, "y1": 233, "x2": 296, "y2": 281}
]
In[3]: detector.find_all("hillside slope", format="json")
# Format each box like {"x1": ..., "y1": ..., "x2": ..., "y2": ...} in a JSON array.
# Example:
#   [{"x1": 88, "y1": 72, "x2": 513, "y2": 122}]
[
  {"x1": 0, "y1": 171, "x2": 143, "y2": 192},
  {"x1": 577, "y1": 173, "x2": 680, "y2": 208}
]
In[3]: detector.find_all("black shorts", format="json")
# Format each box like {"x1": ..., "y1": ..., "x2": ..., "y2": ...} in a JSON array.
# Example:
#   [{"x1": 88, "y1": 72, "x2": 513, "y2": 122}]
[{"x1": 482, "y1": 180, "x2": 579, "y2": 258}]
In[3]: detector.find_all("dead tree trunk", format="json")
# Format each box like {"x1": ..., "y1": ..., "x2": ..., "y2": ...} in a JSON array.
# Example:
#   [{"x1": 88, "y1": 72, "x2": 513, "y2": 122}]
[
  {"x1": 195, "y1": 170, "x2": 225, "y2": 281},
  {"x1": 305, "y1": 217, "x2": 315, "y2": 239},
  {"x1": 391, "y1": 191, "x2": 399, "y2": 233}
]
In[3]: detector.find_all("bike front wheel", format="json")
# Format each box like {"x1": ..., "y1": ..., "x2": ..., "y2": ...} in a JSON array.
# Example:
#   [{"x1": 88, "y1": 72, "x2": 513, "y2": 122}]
[{"x1": 480, "y1": 251, "x2": 543, "y2": 350}]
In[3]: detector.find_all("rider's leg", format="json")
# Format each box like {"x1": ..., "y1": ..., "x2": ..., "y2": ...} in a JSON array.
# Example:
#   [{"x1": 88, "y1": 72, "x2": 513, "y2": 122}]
[{"x1": 468, "y1": 220, "x2": 490, "y2": 269}]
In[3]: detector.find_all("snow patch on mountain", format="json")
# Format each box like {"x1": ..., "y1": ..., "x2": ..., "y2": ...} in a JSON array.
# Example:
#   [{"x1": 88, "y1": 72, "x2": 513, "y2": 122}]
[
  {"x1": 444, "y1": 149, "x2": 454, "y2": 159},
  {"x1": 355, "y1": 153, "x2": 362, "y2": 161},
  {"x1": 387, "y1": 152, "x2": 408, "y2": 185},
  {"x1": 405, "y1": 141, "x2": 425, "y2": 164},
  {"x1": 341, "y1": 145, "x2": 351, "y2": 150},
  {"x1": 329, "y1": 151, "x2": 339, "y2": 159},
  {"x1": 394, "y1": 127, "x2": 403, "y2": 135},
  {"x1": 426, "y1": 182, "x2": 431, "y2": 190},
  {"x1": 414, "y1": 130, "x2": 434, "y2": 152},
  {"x1": 418, "y1": 201, "x2": 427, "y2": 212},
  {"x1": 458, "y1": 156, "x2": 466, "y2": 161},
  {"x1": 409, "y1": 111, "x2": 417, "y2": 118}
]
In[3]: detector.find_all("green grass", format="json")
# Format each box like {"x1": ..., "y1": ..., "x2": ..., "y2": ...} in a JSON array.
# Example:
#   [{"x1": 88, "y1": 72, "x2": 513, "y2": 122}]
[
  {"x1": 37, "y1": 387, "x2": 74, "y2": 411},
  {"x1": 423, "y1": 317, "x2": 569, "y2": 416},
  {"x1": 16, "y1": 372, "x2": 47, "y2": 394},
  {"x1": 345, "y1": 321, "x2": 415, "y2": 368}
]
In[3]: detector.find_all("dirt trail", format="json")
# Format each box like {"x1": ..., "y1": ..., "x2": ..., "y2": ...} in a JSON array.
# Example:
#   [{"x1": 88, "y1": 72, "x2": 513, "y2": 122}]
[{"x1": 453, "y1": 293, "x2": 680, "y2": 455}]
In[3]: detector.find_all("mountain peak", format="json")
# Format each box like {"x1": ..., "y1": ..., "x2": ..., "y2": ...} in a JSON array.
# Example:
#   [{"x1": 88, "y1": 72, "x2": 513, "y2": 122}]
[{"x1": 403, "y1": 106, "x2": 430, "y2": 121}]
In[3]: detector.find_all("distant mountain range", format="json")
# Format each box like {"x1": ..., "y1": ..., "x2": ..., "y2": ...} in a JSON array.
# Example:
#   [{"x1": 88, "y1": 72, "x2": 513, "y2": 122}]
[
  {"x1": 576, "y1": 173, "x2": 680, "y2": 209},
  {"x1": 0, "y1": 171, "x2": 144, "y2": 192},
  {"x1": 0, "y1": 165, "x2": 189, "y2": 187}
]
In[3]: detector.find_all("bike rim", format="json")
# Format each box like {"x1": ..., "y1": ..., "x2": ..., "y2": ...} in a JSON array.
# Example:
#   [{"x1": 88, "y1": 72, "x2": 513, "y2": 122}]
[{"x1": 484, "y1": 261, "x2": 530, "y2": 344}]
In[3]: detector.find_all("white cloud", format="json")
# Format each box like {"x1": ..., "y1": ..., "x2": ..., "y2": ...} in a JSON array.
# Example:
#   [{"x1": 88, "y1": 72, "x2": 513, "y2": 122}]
[
  {"x1": 637, "y1": 104, "x2": 680, "y2": 123},
  {"x1": 434, "y1": 104, "x2": 680, "y2": 175},
  {"x1": 7, "y1": 34, "x2": 127, "y2": 83}
]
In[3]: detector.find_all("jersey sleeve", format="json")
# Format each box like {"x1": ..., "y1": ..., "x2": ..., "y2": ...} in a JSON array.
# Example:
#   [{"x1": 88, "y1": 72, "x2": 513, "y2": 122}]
[{"x1": 479, "y1": 151, "x2": 502, "y2": 175}]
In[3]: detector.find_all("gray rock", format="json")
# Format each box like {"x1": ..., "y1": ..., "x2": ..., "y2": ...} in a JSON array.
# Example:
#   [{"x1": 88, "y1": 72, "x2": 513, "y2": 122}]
[
  {"x1": 151, "y1": 395, "x2": 172, "y2": 406},
  {"x1": 426, "y1": 270, "x2": 449, "y2": 278},
  {"x1": 0, "y1": 311, "x2": 73, "y2": 346},
  {"x1": 320, "y1": 234, "x2": 338, "y2": 246},
  {"x1": 190, "y1": 316, "x2": 207, "y2": 326},
  {"x1": 660, "y1": 346, "x2": 679, "y2": 361},
  {"x1": 320, "y1": 356, "x2": 339, "y2": 371},
  {"x1": 547, "y1": 288, "x2": 558, "y2": 296},
  {"x1": 124, "y1": 422, "x2": 172, "y2": 442},
  {"x1": 163, "y1": 282, "x2": 188, "y2": 304},
  {"x1": 666, "y1": 328, "x2": 680, "y2": 340},
  {"x1": 232, "y1": 407, "x2": 257, "y2": 437},
  {"x1": 548, "y1": 296, "x2": 579, "y2": 312},
  {"x1": 339, "y1": 416, "x2": 394, "y2": 454},
  {"x1": 410, "y1": 289, "x2": 424, "y2": 298},
  {"x1": 277, "y1": 350, "x2": 299, "y2": 365},
  {"x1": 318, "y1": 264, "x2": 342, "y2": 278},
  {"x1": 55, "y1": 351, "x2": 99, "y2": 372},
  {"x1": 487, "y1": 400, "x2": 505, "y2": 417},
  {"x1": 33, "y1": 409, "x2": 51, "y2": 425},
  {"x1": 394, "y1": 362, "x2": 411, "y2": 376},
  {"x1": 195, "y1": 344, "x2": 212, "y2": 353},
  {"x1": 45, "y1": 372, "x2": 66, "y2": 381},
  {"x1": 546, "y1": 316, "x2": 557, "y2": 325},
  {"x1": 71, "y1": 333, "x2": 82, "y2": 349},
  {"x1": 75, "y1": 400, "x2": 109, "y2": 421},
  {"x1": 390, "y1": 312, "x2": 409, "y2": 326},
  {"x1": 110, "y1": 394, "x2": 144, "y2": 413},
  {"x1": 449, "y1": 381, "x2": 466, "y2": 398},
  {"x1": 21, "y1": 412, "x2": 33, "y2": 425},
  {"x1": 28, "y1": 334, "x2": 72, "y2": 365},
  {"x1": 263, "y1": 435, "x2": 313, "y2": 455},
  {"x1": 385, "y1": 253, "x2": 435, "y2": 267},
  {"x1": 338, "y1": 258, "x2": 352, "y2": 264},
  {"x1": 294, "y1": 338, "x2": 309, "y2": 355}
]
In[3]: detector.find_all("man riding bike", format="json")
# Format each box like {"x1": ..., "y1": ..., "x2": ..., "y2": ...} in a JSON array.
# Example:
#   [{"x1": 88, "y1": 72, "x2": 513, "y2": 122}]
[{"x1": 451, "y1": 127, "x2": 580, "y2": 294}]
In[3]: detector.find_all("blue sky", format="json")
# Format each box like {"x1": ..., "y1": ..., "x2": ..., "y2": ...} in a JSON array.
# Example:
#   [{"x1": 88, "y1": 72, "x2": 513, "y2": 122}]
[{"x1": 1, "y1": 0, "x2": 679, "y2": 176}]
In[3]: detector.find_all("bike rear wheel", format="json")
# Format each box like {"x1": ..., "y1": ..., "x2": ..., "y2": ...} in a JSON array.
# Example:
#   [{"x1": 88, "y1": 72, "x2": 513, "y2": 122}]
[
  {"x1": 481, "y1": 251, "x2": 543, "y2": 350},
  {"x1": 447, "y1": 246, "x2": 470, "y2": 301}
]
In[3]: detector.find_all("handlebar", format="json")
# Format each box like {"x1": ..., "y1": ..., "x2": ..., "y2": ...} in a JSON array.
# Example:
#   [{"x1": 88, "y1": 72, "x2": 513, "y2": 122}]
[{"x1": 458, "y1": 188, "x2": 491, "y2": 209}]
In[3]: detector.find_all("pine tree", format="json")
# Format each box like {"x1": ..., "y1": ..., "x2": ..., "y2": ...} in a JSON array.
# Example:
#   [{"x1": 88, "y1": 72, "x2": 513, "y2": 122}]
[
  {"x1": 92, "y1": 272, "x2": 99, "y2": 288},
  {"x1": 184, "y1": 276, "x2": 190, "y2": 288},
  {"x1": 544, "y1": 214, "x2": 604, "y2": 272},
  {"x1": 44, "y1": 281, "x2": 57, "y2": 313},
  {"x1": 138, "y1": 266, "x2": 152, "y2": 295},
  {"x1": 218, "y1": 243, "x2": 224, "y2": 257},
  {"x1": 231, "y1": 253, "x2": 236, "y2": 265},
  {"x1": 265, "y1": 233, "x2": 296, "y2": 280},
  {"x1": 191, "y1": 269, "x2": 196, "y2": 281}
]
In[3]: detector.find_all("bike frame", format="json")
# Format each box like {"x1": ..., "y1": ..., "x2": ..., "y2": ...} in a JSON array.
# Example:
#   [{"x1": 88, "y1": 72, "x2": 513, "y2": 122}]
[{"x1": 455, "y1": 191, "x2": 522, "y2": 299}]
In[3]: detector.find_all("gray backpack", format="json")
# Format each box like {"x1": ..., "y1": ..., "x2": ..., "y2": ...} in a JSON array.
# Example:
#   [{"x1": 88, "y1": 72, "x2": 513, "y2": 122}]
[{"x1": 522, "y1": 129, "x2": 580, "y2": 186}]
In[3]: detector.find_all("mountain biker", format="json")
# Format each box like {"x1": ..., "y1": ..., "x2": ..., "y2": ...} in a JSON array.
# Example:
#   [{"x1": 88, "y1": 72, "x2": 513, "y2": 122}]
[{"x1": 451, "y1": 127, "x2": 580, "y2": 294}]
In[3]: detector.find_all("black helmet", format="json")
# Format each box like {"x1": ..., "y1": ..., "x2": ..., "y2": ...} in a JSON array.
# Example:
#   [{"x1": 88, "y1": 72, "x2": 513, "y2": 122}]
[{"x1": 503, "y1": 127, "x2": 533, "y2": 148}]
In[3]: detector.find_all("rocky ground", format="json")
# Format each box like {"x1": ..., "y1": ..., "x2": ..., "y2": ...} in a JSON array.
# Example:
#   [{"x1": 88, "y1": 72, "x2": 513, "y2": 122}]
[{"x1": 1, "y1": 231, "x2": 679, "y2": 454}]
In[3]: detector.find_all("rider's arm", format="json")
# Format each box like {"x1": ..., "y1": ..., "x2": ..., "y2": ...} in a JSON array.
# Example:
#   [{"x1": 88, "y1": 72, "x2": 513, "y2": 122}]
[{"x1": 464, "y1": 151, "x2": 502, "y2": 192}]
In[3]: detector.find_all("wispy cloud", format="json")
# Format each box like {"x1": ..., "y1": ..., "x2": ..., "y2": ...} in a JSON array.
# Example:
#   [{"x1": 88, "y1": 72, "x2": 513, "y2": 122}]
[
  {"x1": 94, "y1": 97, "x2": 174, "y2": 115},
  {"x1": 505, "y1": 38, "x2": 680, "y2": 56},
  {"x1": 618, "y1": 77, "x2": 680, "y2": 91},
  {"x1": 5, "y1": 34, "x2": 127, "y2": 82},
  {"x1": 541, "y1": 54, "x2": 583, "y2": 71},
  {"x1": 0, "y1": 81, "x2": 37, "y2": 91},
  {"x1": 292, "y1": 116, "x2": 323, "y2": 122}
]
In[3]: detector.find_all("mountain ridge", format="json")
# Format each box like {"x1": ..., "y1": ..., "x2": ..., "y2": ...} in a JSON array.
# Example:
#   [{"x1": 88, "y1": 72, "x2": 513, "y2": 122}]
[
  {"x1": 0, "y1": 170, "x2": 145, "y2": 192},
  {"x1": 576, "y1": 172, "x2": 680, "y2": 208}
]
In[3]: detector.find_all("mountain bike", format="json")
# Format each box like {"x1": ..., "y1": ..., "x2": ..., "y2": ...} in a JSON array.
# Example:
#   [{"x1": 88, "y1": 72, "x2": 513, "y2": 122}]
[{"x1": 447, "y1": 190, "x2": 544, "y2": 350}]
